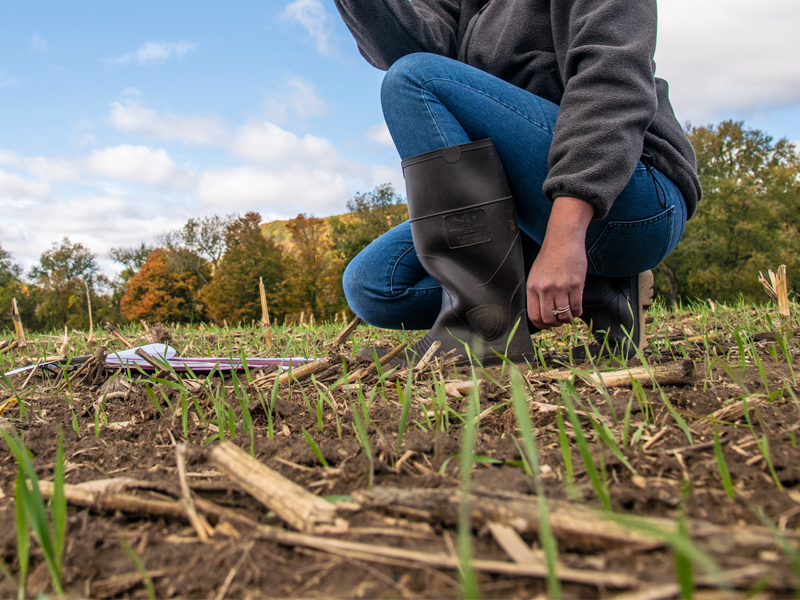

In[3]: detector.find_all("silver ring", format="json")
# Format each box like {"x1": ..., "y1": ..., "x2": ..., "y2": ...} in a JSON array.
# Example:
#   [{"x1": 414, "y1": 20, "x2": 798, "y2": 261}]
[{"x1": 553, "y1": 306, "x2": 571, "y2": 316}]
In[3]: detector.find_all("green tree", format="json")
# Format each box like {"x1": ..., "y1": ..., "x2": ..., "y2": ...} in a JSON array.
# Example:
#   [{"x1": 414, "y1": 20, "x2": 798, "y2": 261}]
[
  {"x1": 158, "y1": 214, "x2": 234, "y2": 284},
  {"x1": 329, "y1": 183, "x2": 408, "y2": 264},
  {"x1": 200, "y1": 212, "x2": 291, "y2": 325},
  {"x1": 29, "y1": 238, "x2": 106, "y2": 330},
  {"x1": 110, "y1": 243, "x2": 155, "y2": 282},
  {"x1": 0, "y1": 244, "x2": 22, "y2": 284},
  {"x1": 657, "y1": 121, "x2": 800, "y2": 303},
  {"x1": 0, "y1": 245, "x2": 37, "y2": 333}
]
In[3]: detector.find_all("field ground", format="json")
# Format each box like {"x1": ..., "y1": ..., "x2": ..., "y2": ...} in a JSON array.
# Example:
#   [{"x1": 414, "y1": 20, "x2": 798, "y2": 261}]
[{"x1": 1, "y1": 300, "x2": 800, "y2": 599}]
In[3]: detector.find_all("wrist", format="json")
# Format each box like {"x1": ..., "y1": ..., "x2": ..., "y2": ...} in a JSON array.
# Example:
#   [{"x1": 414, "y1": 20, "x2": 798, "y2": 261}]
[{"x1": 545, "y1": 196, "x2": 594, "y2": 241}]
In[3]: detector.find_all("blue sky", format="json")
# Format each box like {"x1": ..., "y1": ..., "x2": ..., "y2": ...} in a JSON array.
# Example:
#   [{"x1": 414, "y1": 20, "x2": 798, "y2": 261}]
[{"x1": 1, "y1": 0, "x2": 799, "y2": 275}]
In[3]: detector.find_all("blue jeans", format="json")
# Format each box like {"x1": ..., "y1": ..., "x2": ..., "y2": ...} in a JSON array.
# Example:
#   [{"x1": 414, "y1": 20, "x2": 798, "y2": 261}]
[{"x1": 344, "y1": 53, "x2": 687, "y2": 330}]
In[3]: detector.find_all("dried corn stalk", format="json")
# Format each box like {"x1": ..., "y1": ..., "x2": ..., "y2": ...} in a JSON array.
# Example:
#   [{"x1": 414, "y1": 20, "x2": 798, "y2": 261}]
[
  {"x1": 83, "y1": 279, "x2": 94, "y2": 345},
  {"x1": 259, "y1": 277, "x2": 273, "y2": 351},
  {"x1": 758, "y1": 265, "x2": 790, "y2": 319},
  {"x1": 11, "y1": 298, "x2": 26, "y2": 349}
]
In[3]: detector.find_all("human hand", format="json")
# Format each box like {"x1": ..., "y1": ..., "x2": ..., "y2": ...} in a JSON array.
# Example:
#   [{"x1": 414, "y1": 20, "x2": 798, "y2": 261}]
[{"x1": 526, "y1": 197, "x2": 593, "y2": 329}]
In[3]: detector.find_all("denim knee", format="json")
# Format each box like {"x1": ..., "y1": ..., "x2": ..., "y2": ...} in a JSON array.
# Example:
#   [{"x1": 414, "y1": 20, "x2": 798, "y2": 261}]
[
  {"x1": 342, "y1": 254, "x2": 370, "y2": 321},
  {"x1": 342, "y1": 250, "x2": 390, "y2": 327},
  {"x1": 381, "y1": 53, "x2": 451, "y2": 107}
]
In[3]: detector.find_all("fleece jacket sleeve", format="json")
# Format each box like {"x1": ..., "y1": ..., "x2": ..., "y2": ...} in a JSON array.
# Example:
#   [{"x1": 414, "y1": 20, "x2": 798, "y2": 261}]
[
  {"x1": 546, "y1": 0, "x2": 659, "y2": 218},
  {"x1": 333, "y1": 0, "x2": 461, "y2": 69}
]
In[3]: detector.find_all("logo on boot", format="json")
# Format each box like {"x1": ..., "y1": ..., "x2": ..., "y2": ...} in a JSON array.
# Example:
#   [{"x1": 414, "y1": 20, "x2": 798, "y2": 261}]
[
  {"x1": 466, "y1": 305, "x2": 505, "y2": 342},
  {"x1": 444, "y1": 209, "x2": 492, "y2": 249}
]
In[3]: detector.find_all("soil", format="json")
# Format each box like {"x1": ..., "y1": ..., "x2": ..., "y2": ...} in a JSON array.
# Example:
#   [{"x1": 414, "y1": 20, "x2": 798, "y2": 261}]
[{"x1": 1, "y1": 318, "x2": 800, "y2": 599}]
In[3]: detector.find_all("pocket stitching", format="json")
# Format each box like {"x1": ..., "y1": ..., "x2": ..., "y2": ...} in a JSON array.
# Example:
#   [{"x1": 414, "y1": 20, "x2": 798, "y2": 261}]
[{"x1": 588, "y1": 206, "x2": 675, "y2": 276}]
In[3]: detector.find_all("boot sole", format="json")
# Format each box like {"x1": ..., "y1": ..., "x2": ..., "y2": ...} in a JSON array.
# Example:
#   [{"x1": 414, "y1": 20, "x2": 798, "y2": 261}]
[
  {"x1": 637, "y1": 270, "x2": 655, "y2": 350},
  {"x1": 573, "y1": 270, "x2": 655, "y2": 361}
]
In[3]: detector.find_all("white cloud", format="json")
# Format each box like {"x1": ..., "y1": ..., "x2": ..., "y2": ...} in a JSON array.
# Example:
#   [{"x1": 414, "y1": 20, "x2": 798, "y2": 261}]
[
  {"x1": 108, "y1": 41, "x2": 197, "y2": 65},
  {"x1": 0, "y1": 98, "x2": 404, "y2": 270},
  {"x1": 263, "y1": 76, "x2": 330, "y2": 122},
  {"x1": 196, "y1": 165, "x2": 350, "y2": 213},
  {"x1": 656, "y1": 0, "x2": 800, "y2": 123},
  {"x1": 286, "y1": 77, "x2": 329, "y2": 119},
  {"x1": 108, "y1": 99, "x2": 341, "y2": 167},
  {"x1": 104, "y1": 102, "x2": 403, "y2": 213},
  {"x1": 85, "y1": 145, "x2": 193, "y2": 187},
  {"x1": 0, "y1": 192, "x2": 189, "y2": 272},
  {"x1": 366, "y1": 123, "x2": 394, "y2": 146},
  {"x1": 281, "y1": 0, "x2": 333, "y2": 56},
  {"x1": 0, "y1": 152, "x2": 77, "y2": 182},
  {"x1": 0, "y1": 170, "x2": 49, "y2": 200},
  {"x1": 230, "y1": 121, "x2": 341, "y2": 168},
  {"x1": 109, "y1": 100, "x2": 228, "y2": 145},
  {"x1": 31, "y1": 35, "x2": 49, "y2": 51}
]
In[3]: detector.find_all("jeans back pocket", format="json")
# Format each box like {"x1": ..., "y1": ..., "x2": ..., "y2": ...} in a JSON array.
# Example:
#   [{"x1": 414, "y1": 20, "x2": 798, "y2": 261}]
[{"x1": 587, "y1": 206, "x2": 675, "y2": 277}]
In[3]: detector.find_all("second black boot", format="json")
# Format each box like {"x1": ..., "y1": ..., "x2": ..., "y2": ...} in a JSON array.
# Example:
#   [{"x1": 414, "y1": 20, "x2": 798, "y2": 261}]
[
  {"x1": 397, "y1": 139, "x2": 534, "y2": 367},
  {"x1": 577, "y1": 270, "x2": 655, "y2": 358}
]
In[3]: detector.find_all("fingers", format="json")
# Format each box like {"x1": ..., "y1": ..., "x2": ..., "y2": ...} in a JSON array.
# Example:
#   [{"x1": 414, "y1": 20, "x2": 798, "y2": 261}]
[
  {"x1": 525, "y1": 238, "x2": 588, "y2": 330},
  {"x1": 569, "y1": 287, "x2": 583, "y2": 319},
  {"x1": 554, "y1": 298, "x2": 574, "y2": 324},
  {"x1": 528, "y1": 291, "x2": 573, "y2": 329},
  {"x1": 528, "y1": 290, "x2": 544, "y2": 329},
  {"x1": 527, "y1": 279, "x2": 584, "y2": 330}
]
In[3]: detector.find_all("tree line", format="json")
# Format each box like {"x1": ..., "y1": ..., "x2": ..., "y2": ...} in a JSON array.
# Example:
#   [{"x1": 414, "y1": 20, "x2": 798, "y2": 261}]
[
  {"x1": 657, "y1": 120, "x2": 800, "y2": 304},
  {"x1": 0, "y1": 184, "x2": 408, "y2": 333},
  {"x1": 1, "y1": 120, "x2": 798, "y2": 334}
]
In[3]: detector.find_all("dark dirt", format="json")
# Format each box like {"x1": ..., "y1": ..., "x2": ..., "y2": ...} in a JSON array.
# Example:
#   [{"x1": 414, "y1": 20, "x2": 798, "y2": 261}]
[{"x1": 1, "y1": 322, "x2": 800, "y2": 599}]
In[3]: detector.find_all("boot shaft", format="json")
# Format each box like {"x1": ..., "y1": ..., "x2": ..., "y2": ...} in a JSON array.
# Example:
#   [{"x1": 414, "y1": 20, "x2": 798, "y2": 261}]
[{"x1": 401, "y1": 140, "x2": 534, "y2": 364}]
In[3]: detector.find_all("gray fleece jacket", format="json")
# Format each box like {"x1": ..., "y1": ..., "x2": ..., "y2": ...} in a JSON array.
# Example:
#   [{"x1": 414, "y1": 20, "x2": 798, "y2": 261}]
[{"x1": 333, "y1": 0, "x2": 701, "y2": 220}]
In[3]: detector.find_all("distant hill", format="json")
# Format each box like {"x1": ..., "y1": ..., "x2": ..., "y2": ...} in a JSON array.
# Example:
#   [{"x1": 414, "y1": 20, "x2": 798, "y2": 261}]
[
  {"x1": 259, "y1": 218, "x2": 295, "y2": 246},
  {"x1": 260, "y1": 213, "x2": 356, "y2": 249}
]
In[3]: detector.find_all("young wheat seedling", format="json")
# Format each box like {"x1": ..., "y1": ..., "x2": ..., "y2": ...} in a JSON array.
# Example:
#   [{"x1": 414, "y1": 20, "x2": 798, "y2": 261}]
[
  {"x1": 457, "y1": 367, "x2": 481, "y2": 600},
  {"x1": 713, "y1": 428, "x2": 735, "y2": 499},
  {"x1": 510, "y1": 368, "x2": 561, "y2": 599},
  {"x1": 561, "y1": 380, "x2": 611, "y2": 509}
]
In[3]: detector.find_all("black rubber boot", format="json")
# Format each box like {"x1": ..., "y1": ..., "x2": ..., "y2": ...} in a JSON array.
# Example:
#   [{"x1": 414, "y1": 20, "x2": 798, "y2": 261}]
[
  {"x1": 396, "y1": 139, "x2": 535, "y2": 367},
  {"x1": 576, "y1": 270, "x2": 654, "y2": 358}
]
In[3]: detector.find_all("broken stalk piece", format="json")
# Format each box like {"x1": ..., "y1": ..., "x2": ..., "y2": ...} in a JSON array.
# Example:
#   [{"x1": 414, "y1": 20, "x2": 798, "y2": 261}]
[{"x1": 259, "y1": 277, "x2": 273, "y2": 351}]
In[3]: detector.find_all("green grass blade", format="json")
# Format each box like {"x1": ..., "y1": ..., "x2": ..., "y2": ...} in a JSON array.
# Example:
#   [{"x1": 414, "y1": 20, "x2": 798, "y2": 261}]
[
  {"x1": 396, "y1": 365, "x2": 414, "y2": 456},
  {"x1": 510, "y1": 369, "x2": 561, "y2": 600},
  {"x1": 753, "y1": 507, "x2": 800, "y2": 590},
  {"x1": 0, "y1": 373, "x2": 29, "y2": 423},
  {"x1": 713, "y1": 428, "x2": 734, "y2": 499},
  {"x1": 52, "y1": 429, "x2": 67, "y2": 573},
  {"x1": 675, "y1": 507, "x2": 694, "y2": 599},
  {"x1": 623, "y1": 396, "x2": 633, "y2": 446},
  {"x1": 14, "y1": 469, "x2": 29, "y2": 600},
  {"x1": 0, "y1": 558, "x2": 19, "y2": 597},
  {"x1": 603, "y1": 512, "x2": 726, "y2": 589},
  {"x1": 583, "y1": 411, "x2": 637, "y2": 475},
  {"x1": 457, "y1": 369, "x2": 481, "y2": 600},
  {"x1": 301, "y1": 428, "x2": 330, "y2": 468},
  {"x1": 561, "y1": 382, "x2": 611, "y2": 510},
  {"x1": 1, "y1": 427, "x2": 63, "y2": 596},
  {"x1": 119, "y1": 536, "x2": 156, "y2": 600},
  {"x1": 555, "y1": 409, "x2": 573, "y2": 481},
  {"x1": 348, "y1": 395, "x2": 374, "y2": 490}
]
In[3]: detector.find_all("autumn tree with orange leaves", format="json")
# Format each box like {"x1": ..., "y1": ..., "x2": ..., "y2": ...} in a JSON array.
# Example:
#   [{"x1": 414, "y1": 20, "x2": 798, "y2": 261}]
[{"x1": 121, "y1": 248, "x2": 208, "y2": 323}]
